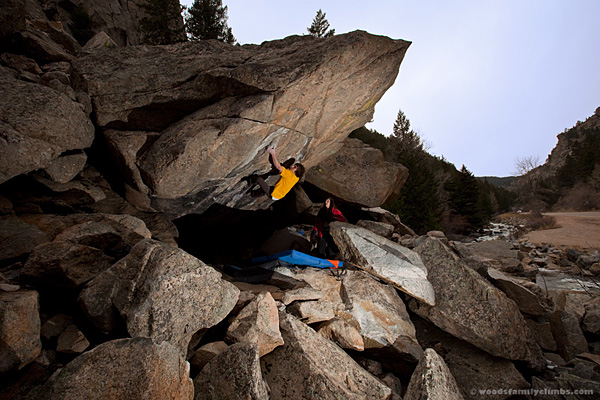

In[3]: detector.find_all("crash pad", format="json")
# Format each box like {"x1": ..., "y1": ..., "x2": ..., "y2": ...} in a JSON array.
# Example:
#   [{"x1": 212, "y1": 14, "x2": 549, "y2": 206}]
[{"x1": 252, "y1": 250, "x2": 342, "y2": 269}]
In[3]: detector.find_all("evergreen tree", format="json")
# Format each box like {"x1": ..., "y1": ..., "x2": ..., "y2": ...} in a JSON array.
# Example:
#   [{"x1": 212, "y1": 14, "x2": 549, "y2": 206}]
[
  {"x1": 445, "y1": 165, "x2": 483, "y2": 233},
  {"x1": 185, "y1": 0, "x2": 236, "y2": 44},
  {"x1": 476, "y1": 181, "x2": 495, "y2": 223},
  {"x1": 385, "y1": 152, "x2": 442, "y2": 234},
  {"x1": 392, "y1": 109, "x2": 423, "y2": 158},
  {"x1": 350, "y1": 120, "x2": 442, "y2": 234},
  {"x1": 393, "y1": 109, "x2": 411, "y2": 137},
  {"x1": 69, "y1": 5, "x2": 94, "y2": 45},
  {"x1": 349, "y1": 126, "x2": 389, "y2": 152},
  {"x1": 350, "y1": 108, "x2": 502, "y2": 236},
  {"x1": 307, "y1": 9, "x2": 335, "y2": 38},
  {"x1": 140, "y1": 0, "x2": 186, "y2": 45}
]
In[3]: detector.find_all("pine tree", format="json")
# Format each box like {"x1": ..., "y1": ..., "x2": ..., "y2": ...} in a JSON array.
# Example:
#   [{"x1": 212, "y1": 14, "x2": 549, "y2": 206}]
[
  {"x1": 69, "y1": 5, "x2": 94, "y2": 45},
  {"x1": 392, "y1": 109, "x2": 423, "y2": 158},
  {"x1": 140, "y1": 0, "x2": 187, "y2": 45},
  {"x1": 350, "y1": 122, "x2": 442, "y2": 234},
  {"x1": 185, "y1": 0, "x2": 236, "y2": 44},
  {"x1": 393, "y1": 109, "x2": 411, "y2": 137},
  {"x1": 307, "y1": 9, "x2": 335, "y2": 38},
  {"x1": 385, "y1": 152, "x2": 442, "y2": 234},
  {"x1": 445, "y1": 165, "x2": 483, "y2": 233},
  {"x1": 476, "y1": 181, "x2": 495, "y2": 224}
]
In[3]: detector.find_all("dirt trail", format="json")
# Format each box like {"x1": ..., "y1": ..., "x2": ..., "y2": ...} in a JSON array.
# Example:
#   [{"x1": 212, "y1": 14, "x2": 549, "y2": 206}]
[{"x1": 523, "y1": 212, "x2": 600, "y2": 251}]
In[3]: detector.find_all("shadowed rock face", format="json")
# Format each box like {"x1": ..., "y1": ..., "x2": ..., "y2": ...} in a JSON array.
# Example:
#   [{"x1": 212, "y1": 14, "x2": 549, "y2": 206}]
[
  {"x1": 0, "y1": 290, "x2": 41, "y2": 374},
  {"x1": 71, "y1": 31, "x2": 410, "y2": 216},
  {"x1": 0, "y1": 67, "x2": 95, "y2": 185}
]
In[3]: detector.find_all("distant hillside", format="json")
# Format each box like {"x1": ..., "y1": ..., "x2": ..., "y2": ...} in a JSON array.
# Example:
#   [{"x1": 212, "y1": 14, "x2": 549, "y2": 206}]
[
  {"x1": 478, "y1": 176, "x2": 516, "y2": 188},
  {"x1": 514, "y1": 107, "x2": 600, "y2": 211}
]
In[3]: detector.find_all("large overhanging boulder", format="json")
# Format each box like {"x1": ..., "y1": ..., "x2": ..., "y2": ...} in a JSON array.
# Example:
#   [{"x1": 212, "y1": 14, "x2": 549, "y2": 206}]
[
  {"x1": 305, "y1": 138, "x2": 408, "y2": 207},
  {"x1": 0, "y1": 67, "x2": 94, "y2": 185},
  {"x1": 71, "y1": 31, "x2": 410, "y2": 216}
]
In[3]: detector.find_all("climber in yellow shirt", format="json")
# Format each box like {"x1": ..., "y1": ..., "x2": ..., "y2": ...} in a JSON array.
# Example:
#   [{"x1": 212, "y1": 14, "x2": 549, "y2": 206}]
[{"x1": 247, "y1": 146, "x2": 305, "y2": 201}]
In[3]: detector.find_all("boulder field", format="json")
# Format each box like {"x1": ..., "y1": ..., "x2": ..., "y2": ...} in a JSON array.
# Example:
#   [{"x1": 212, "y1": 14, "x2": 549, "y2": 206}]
[{"x1": 2, "y1": 1, "x2": 600, "y2": 399}]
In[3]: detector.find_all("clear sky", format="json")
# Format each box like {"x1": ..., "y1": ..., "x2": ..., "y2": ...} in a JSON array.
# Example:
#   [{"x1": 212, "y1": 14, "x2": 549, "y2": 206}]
[{"x1": 180, "y1": 0, "x2": 600, "y2": 177}]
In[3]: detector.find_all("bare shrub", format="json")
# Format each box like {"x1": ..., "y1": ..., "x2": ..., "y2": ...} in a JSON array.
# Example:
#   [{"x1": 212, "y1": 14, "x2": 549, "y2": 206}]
[
  {"x1": 555, "y1": 183, "x2": 600, "y2": 211},
  {"x1": 525, "y1": 212, "x2": 557, "y2": 231},
  {"x1": 510, "y1": 211, "x2": 558, "y2": 238},
  {"x1": 443, "y1": 214, "x2": 470, "y2": 236}
]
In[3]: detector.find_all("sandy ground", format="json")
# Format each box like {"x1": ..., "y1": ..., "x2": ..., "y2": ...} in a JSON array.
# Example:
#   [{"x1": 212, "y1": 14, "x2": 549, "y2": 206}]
[{"x1": 523, "y1": 212, "x2": 600, "y2": 251}]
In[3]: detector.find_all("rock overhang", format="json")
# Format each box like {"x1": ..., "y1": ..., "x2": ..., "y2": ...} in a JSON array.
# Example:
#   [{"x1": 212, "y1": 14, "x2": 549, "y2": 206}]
[{"x1": 71, "y1": 30, "x2": 411, "y2": 216}]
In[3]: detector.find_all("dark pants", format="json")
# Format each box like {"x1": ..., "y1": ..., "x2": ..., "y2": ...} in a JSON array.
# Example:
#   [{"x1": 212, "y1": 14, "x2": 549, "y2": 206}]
[
  {"x1": 251, "y1": 176, "x2": 272, "y2": 198},
  {"x1": 316, "y1": 232, "x2": 338, "y2": 258},
  {"x1": 247, "y1": 157, "x2": 295, "y2": 198}
]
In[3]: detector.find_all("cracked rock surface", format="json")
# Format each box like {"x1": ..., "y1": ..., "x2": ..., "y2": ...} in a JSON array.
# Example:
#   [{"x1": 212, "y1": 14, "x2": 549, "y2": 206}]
[{"x1": 71, "y1": 31, "x2": 410, "y2": 216}]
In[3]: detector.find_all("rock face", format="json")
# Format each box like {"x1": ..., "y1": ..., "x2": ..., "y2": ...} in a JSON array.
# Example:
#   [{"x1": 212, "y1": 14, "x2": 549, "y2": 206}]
[
  {"x1": 261, "y1": 312, "x2": 392, "y2": 399},
  {"x1": 583, "y1": 296, "x2": 600, "y2": 335},
  {"x1": 56, "y1": 324, "x2": 90, "y2": 354},
  {"x1": 357, "y1": 219, "x2": 395, "y2": 239},
  {"x1": 414, "y1": 318, "x2": 531, "y2": 400},
  {"x1": 331, "y1": 222, "x2": 435, "y2": 306},
  {"x1": 60, "y1": 0, "x2": 143, "y2": 47},
  {"x1": 487, "y1": 268, "x2": 550, "y2": 316},
  {"x1": 22, "y1": 241, "x2": 115, "y2": 289},
  {"x1": 0, "y1": 290, "x2": 41, "y2": 373},
  {"x1": 306, "y1": 138, "x2": 408, "y2": 207},
  {"x1": 71, "y1": 31, "x2": 410, "y2": 216},
  {"x1": 550, "y1": 310, "x2": 589, "y2": 362},
  {"x1": 194, "y1": 343, "x2": 269, "y2": 400},
  {"x1": 0, "y1": 216, "x2": 50, "y2": 263},
  {"x1": 189, "y1": 341, "x2": 229, "y2": 371},
  {"x1": 0, "y1": 0, "x2": 26, "y2": 42},
  {"x1": 41, "y1": 152, "x2": 88, "y2": 183},
  {"x1": 465, "y1": 240, "x2": 521, "y2": 272},
  {"x1": 317, "y1": 318, "x2": 365, "y2": 351},
  {"x1": 20, "y1": 212, "x2": 153, "y2": 257},
  {"x1": 33, "y1": 337, "x2": 193, "y2": 400},
  {"x1": 410, "y1": 238, "x2": 544, "y2": 367},
  {"x1": 225, "y1": 291, "x2": 284, "y2": 357},
  {"x1": 79, "y1": 239, "x2": 240, "y2": 352},
  {"x1": 341, "y1": 270, "x2": 422, "y2": 362},
  {"x1": 0, "y1": 67, "x2": 94, "y2": 184},
  {"x1": 53, "y1": 0, "x2": 185, "y2": 47},
  {"x1": 404, "y1": 349, "x2": 464, "y2": 400}
]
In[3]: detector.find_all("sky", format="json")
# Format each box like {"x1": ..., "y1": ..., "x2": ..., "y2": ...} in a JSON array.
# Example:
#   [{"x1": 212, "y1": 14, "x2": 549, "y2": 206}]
[{"x1": 180, "y1": 0, "x2": 600, "y2": 177}]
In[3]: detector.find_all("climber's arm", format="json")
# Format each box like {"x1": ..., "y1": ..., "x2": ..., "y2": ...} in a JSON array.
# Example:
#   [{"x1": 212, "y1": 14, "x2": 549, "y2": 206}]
[{"x1": 268, "y1": 146, "x2": 283, "y2": 172}]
